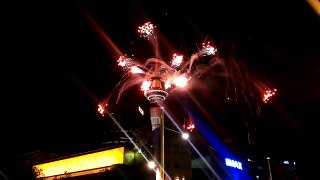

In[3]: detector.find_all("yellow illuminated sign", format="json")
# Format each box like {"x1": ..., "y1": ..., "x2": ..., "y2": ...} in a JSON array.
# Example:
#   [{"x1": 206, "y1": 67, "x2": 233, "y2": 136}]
[{"x1": 33, "y1": 147, "x2": 124, "y2": 178}]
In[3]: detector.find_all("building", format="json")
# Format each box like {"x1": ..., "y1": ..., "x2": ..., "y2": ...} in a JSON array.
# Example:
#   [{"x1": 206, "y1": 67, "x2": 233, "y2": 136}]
[{"x1": 31, "y1": 146, "x2": 151, "y2": 180}]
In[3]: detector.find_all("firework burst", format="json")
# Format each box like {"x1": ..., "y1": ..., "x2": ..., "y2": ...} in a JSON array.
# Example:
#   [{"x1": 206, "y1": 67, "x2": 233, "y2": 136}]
[
  {"x1": 137, "y1": 22, "x2": 155, "y2": 39},
  {"x1": 263, "y1": 89, "x2": 277, "y2": 103},
  {"x1": 98, "y1": 22, "x2": 276, "y2": 116}
]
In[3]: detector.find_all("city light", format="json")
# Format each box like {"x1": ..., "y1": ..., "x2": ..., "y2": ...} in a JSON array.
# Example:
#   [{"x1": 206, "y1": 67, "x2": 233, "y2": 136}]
[
  {"x1": 148, "y1": 161, "x2": 156, "y2": 169},
  {"x1": 33, "y1": 147, "x2": 124, "y2": 178},
  {"x1": 225, "y1": 158, "x2": 243, "y2": 170},
  {"x1": 182, "y1": 132, "x2": 189, "y2": 140}
]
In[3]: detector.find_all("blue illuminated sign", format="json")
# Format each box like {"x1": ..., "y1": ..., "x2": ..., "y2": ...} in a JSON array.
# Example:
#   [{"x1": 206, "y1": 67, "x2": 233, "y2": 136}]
[{"x1": 225, "y1": 158, "x2": 243, "y2": 170}]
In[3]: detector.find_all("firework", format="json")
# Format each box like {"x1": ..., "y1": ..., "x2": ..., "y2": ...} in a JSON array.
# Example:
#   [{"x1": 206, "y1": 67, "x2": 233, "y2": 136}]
[
  {"x1": 98, "y1": 103, "x2": 108, "y2": 116},
  {"x1": 186, "y1": 123, "x2": 195, "y2": 132},
  {"x1": 137, "y1": 22, "x2": 155, "y2": 39},
  {"x1": 99, "y1": 21, "x2": 275, "y2": 117},
  {"x1": 201, "y1": 41, "x2": 217, "y2": 56},
  {"x1": 117, "y1": 55, "x2": 132, "y2": 70},
  {"x1": 263, "y1": 89, "x2": 277, "y2": 103},
  {"x1": 170, "y1": 53, "x2": 183, "y2": 68},
  {"x1": 106, "y1": 22, "x2": 217, "y2": 105},
  {"x1": 223, "y1": 59, "x2": 277, "y2": 115}
]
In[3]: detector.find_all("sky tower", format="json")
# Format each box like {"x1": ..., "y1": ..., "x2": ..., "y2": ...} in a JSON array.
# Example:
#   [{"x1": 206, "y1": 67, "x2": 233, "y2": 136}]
[{"x1": 146, "y1": 77, "x2": 167, "y2": 180}]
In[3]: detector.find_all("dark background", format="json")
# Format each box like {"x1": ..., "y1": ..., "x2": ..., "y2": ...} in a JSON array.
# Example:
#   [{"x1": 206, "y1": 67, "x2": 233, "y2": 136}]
[{"x1": 2, "y1": 0, "x2": 320, "y2": 179}]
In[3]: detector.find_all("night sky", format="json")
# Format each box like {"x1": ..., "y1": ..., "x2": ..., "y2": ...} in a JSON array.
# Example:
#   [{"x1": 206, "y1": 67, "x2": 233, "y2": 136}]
[{"x1": 2, "y1": 0, "x2": 320, "y2": 178}]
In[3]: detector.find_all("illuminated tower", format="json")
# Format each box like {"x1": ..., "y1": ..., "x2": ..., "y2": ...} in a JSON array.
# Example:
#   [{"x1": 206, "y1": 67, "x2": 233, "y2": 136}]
[{"x1": 145, "y1": 77, "x2": 168, "y2": 180}]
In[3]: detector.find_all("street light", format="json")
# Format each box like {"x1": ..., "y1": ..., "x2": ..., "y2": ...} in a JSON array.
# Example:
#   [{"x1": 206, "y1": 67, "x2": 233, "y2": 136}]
[
  {"x1": 148, "y1": 161, "x2": 156, "y2": 169},
  {"x1": 266, "y1": 157, "x2": 273, "y2": 180},
  {"x1": 182, "y1": 132, "x2": 190, "y2": 140}
]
